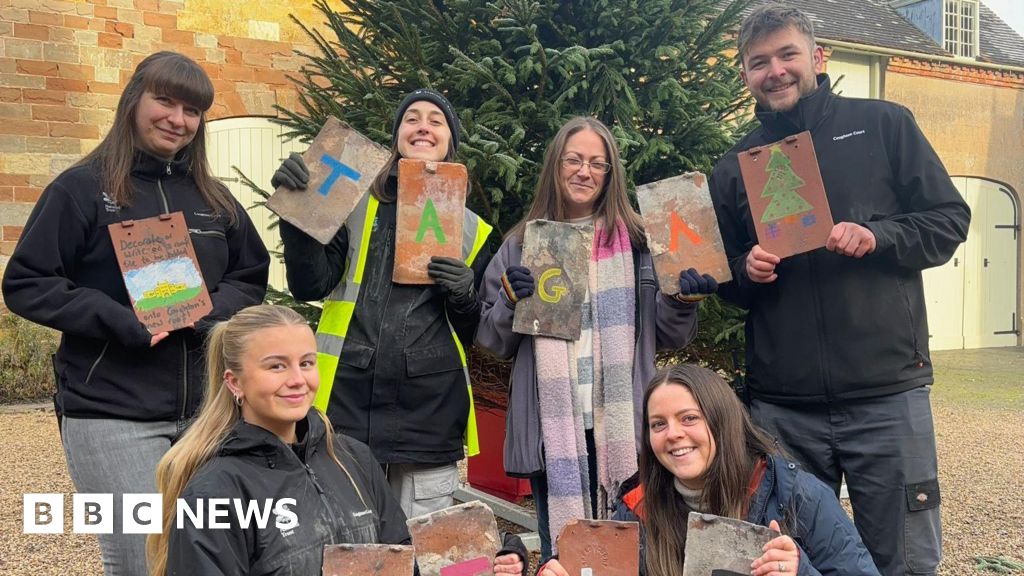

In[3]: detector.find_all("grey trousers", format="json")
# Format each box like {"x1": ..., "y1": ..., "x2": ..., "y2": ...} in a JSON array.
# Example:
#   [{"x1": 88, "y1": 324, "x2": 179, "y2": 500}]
[
  {"x1": 385, "y1": 461, "x2": 460, "y2": 520},
  {"x1": 62, "y1": 417, "x2": 187, "y2": 576},
  {"x1": 751, "y1": 386, "x2": 942, "y2": 576}
]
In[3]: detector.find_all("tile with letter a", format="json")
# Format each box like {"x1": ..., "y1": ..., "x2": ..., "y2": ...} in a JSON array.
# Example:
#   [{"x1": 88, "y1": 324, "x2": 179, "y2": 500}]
[{"x1": 635, "y1": 171, "x2": 733, "y2": 291}]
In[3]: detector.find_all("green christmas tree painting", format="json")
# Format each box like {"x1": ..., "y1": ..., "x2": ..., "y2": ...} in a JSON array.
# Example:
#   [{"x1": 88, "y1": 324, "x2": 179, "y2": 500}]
[{"x1": 760, "y1": 144, "x2": 813, "y2": 223}]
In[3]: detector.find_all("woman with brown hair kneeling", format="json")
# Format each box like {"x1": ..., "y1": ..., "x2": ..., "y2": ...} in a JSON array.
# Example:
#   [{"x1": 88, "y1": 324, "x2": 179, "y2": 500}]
[{"x1": 540, "y1": 364, "x2": 879, "y2": 576}]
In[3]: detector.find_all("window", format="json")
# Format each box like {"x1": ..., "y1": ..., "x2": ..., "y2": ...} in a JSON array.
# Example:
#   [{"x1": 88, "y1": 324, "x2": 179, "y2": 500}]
[{"x1": 944, "y1": 0, "x2": 979, "y2": 58}]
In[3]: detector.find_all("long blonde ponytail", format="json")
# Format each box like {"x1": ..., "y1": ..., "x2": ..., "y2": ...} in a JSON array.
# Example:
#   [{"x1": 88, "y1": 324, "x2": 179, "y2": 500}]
[{"x1": 147, "y1": 305, "x2": 307, "y2": 575}]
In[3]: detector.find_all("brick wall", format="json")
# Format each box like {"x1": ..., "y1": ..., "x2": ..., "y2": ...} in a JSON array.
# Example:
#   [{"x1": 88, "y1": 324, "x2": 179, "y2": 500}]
[
  {"x1": 0, "y1": 0, "x2": 319, "y2": 266},
  {"x1": 887, "y1": 56, "x2": 1024, "y2": 89}
]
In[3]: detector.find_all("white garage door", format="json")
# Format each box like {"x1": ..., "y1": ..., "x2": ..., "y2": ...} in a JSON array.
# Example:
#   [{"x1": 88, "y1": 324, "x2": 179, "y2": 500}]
[
  {"x1": 205, "y1": 117, "x2": 306, "y2": 291},
  {"x1": 923, "y1": 177, "x2": 1020, "y2": 350}
]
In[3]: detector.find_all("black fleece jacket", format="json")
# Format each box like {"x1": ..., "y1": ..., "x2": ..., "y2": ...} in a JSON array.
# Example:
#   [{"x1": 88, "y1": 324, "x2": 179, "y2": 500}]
[
  {"x1": 1, "y1": 152, "x2": 269, "y2": 420},
  {"x1": 281, "y1": 175, "x2": 492, "y2": 464},
  {"x1": 710, "y1": 74, "x2": 970, "y2": 403},
  {"x1": 168, "y1": 412, "x2": 528, "y2": 575}
]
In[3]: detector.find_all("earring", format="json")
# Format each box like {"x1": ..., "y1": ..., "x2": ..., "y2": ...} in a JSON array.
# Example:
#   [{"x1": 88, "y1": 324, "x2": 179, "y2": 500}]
[{"x1": 233, "y1": 394, "x2": 243, "y2": 407}]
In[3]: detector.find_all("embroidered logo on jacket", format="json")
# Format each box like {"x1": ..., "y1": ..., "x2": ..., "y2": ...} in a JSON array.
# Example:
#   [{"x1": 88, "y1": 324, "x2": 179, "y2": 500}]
[{"x1": 832, "y1": 130, "x2": 866, "y2": 141}]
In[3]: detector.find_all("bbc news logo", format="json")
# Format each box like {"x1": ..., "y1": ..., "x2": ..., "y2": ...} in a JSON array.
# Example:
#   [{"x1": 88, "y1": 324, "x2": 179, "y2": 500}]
[{"x1": 23, "y1": 494, "x2": 298, "y2": 534}]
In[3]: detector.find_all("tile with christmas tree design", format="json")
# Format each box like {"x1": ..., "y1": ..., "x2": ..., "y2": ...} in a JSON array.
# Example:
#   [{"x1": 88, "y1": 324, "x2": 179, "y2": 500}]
[
  {"x1": 738, "y1": 131, "x2": 833, "y2": 259},
  {"x1": 395, "y1": 158, "x2": 467, "y2": 284}
]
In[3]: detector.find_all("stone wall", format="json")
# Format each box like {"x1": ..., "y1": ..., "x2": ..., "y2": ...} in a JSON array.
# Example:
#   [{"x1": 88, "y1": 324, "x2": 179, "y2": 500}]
[{"x1": 0, "y1": 0, "x2": 320, "y2": 261}]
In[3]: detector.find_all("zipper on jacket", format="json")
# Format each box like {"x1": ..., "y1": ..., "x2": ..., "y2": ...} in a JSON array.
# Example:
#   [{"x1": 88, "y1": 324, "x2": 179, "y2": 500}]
[
  {"x1": 156, "y1": 178, "x2": 170, "y2": 214},
  {"x1": 896, "y1": 277, "x2": 924, "y2": 367},
  {"x1": 83, "y1": 342, "x2": 110, "y2": 387},
  {"x1": 188, "y1": 228, "x2": 226, "y2": 239},
  {"x1": 180, "y1": 339, "x2": 188, "y2": 420},
  {"x1": 634, "y1": 257, "x2": 644, "y2": 347},
  {"x1": 367, "y1": 281, "x2": 393, "y2": 451},
  {"x1": 304, "y1": 463, "x2": 336, "y2": 545},
  {"x1": 751, "y1": 458, "x2": 777, "y2": 523},
  {"x1": 157, "y1": 175, "x2": 188, "y2": 419}
]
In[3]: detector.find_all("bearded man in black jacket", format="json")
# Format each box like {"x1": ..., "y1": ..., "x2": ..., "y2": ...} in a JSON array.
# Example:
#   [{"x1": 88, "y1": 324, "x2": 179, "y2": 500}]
[{"x1": 709, "y1": 6, "x2": 970, "y2": 576}]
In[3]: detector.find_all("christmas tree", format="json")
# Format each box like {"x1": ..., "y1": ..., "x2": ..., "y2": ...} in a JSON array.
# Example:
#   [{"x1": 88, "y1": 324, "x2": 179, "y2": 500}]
[
  {"x1": 760, "y1": 144, "x2": 812, "y2": 223},
  {"x1": 279, "y1": 0, "x2": 754, "y2": 235},
  {"x1": 272, "y1": 0, "x2": 756, "y2": 381}
]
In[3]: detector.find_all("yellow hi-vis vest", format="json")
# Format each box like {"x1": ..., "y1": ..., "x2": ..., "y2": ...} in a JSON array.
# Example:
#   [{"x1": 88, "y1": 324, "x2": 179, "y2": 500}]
[{"x1": 312, "y1": 193, "x2": 492, "y2": 456}]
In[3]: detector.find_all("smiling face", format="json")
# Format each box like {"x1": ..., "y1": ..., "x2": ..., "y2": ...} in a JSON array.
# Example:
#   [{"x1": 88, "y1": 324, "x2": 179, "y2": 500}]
[
  {"x1": 647, "y1": 382, "x2": 717, "y2": 490},
  {"x1": 224, "y1": 324, "x2": 319, "y2": 443},
  {"x1": 134, "y1": 90, "x2": 201, "y2": 160},
  {"x1": 559, "y1": 128, "x2": 609, "y2": 219},
  {"x1": 740, "y1": 25, "x2": 823, "y2": 113},
  {"x1": 395, "y1": 100, "x2": 452, "y2": 162}
]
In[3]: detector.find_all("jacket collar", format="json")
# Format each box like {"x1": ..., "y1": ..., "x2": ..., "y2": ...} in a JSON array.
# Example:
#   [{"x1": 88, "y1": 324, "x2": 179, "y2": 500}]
[
  {"x1": 218, "y1": 409, "x2": 326, "y2": 469},
  {"x1": 746, "y1": 454, "x2": 779, "y2": 524},
  {"x1": 754, "y1": 73, "x2": 834, "y2": 140},
  {"x1": 131, "y1": 148, "x2": 191, "y2": 180}
]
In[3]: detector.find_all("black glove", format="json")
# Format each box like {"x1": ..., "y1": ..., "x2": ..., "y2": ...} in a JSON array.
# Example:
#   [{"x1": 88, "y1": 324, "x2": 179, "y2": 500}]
[
  {"x1": 270, "y1": 152, "x2": 309, "y2": 190},
  {"x1": 502, "y1": 265, "x2": 534, "y2": 304},
  {"x1": 497, "y1": 531, "x2": 529, "y2": 576},
  {"x1": 676, "y1": 268, "x2": 718, "y2": 302},
  {"x1": 427, "y1": 256, "x2": 476, "y2": 307}
]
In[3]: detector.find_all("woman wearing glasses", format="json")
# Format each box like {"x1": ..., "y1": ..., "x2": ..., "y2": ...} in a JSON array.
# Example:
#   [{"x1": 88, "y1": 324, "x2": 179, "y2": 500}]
[{"x1": 476, "y1": 116, "x2": 718, "y2": 560}]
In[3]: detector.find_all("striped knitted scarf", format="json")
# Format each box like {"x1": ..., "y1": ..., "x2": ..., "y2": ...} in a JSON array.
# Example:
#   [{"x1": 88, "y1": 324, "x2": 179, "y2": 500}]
[{"x1": 534, "y1": 218, "x2": 636, "y2": 552}]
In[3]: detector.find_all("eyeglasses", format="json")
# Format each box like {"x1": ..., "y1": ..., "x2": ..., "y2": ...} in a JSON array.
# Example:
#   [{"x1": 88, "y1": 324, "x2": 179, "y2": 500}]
[{"x1": 560, "y1": 156, "x2": 612, "y2": 174}]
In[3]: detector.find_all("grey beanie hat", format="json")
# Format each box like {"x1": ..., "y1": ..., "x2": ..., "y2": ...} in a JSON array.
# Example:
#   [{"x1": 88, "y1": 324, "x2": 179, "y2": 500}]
[{"x1": 391, "y1": 88, "x2": 460, "y2": 152}]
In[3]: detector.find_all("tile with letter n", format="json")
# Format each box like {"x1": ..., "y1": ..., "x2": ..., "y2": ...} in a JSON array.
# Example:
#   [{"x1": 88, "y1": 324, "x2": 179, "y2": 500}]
[
  {"x1": 108, "y1": 211, "x2": 212, "y2": 333},
  {"x1": 738, "y1": 130, "x2": 833, "y2": 259},
  {"x1": 321, "y1": 543, "x2": 415, "y2": 576},
  {"x1": 407, "y1": 501, "x2": 500, "y2": 576},
  {"x1": 557, "y1": 519, "x2": 640, "y2": 576},
  {"x1": 266, "y1": 116, "x2": 390, "y2": 245},
  {"x1": 512, "y1": 219, "x2": 594, "y2": 340},
  {"x1": 394, "y1": 158, "x2": 467, "y2": 284},
  {"x1": 682, "y1": 512, "x2": 776, "y2": 576},
  {"x1": 636, "y1": 171, "x2": 732, "y2": 293}
]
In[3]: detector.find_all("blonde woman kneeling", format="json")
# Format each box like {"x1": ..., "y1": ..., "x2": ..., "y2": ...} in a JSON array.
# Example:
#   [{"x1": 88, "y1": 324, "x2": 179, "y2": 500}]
[{"x1": 148, "y1": 305, "x2": 526, "y2": 575}]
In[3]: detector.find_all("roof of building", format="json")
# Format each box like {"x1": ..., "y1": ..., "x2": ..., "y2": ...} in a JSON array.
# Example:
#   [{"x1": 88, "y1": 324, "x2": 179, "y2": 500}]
[
  {"x1": 731, "y1": 0, "x2": 1024, "y2": 68},
  {"x1": 979, "y1": 2, "x2": 1024, "y2": 67}
]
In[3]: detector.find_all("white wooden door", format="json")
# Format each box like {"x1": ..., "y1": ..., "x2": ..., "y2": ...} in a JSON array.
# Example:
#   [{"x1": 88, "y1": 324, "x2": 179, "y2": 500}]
[
  {"x1": 924, "y1": 177, "x2": 1020, "y2": 350},
  {"x1": 205, "y1": 117, "x2": 306, "y2": 291},
  {"x1": 923, "y1": 176, "x2": 967, "y2": 351},
  {"x1": 825, "y1": 51, "x2": 879, "y2": 99},
  {"x1": 963, "y1": 179, "x2": 1019, "y2": 348}
]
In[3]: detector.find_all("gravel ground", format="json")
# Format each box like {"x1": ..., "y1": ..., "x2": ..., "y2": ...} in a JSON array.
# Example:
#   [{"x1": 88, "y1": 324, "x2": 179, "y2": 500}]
[{"x1": 1, "y1": 347, "x2": 1021, "y2": 575}]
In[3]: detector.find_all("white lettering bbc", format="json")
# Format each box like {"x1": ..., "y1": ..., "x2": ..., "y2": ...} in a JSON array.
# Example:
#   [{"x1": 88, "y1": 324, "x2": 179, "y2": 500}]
[
  {"x1": 24, "y1": 493, "x2": 161, "y2": 534},
  {"x1": 23, "y1": 494, "x2": 297, "y2": 533}
]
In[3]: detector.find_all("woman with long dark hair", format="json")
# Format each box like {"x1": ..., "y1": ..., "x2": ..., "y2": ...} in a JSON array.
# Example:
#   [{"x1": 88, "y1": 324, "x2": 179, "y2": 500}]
[
  {"x1": 1, "y1": 51, "x2": 269, "y2": 575},
  {"x1": 540, "y1": 364, "x2": 879, "y2": 576},
  {"x1": 476, "y1": 117, "x2": 718, "y2": 559}
]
